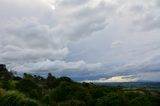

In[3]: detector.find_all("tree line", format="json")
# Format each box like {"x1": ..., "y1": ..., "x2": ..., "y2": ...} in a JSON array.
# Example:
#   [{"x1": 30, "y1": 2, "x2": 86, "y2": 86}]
[{"x1": 0, "y1": 64, "x2": 160, "y2": 106}]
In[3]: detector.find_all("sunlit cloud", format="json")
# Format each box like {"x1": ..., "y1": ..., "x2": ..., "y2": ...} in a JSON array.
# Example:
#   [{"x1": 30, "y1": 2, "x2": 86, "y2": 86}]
[{"x1": 82, "y1": 75, "x2": 139, "y2": 83}]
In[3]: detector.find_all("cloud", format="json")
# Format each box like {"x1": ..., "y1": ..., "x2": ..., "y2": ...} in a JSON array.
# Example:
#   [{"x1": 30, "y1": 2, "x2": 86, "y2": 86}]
[
  {"x1": 0, "y1": 18, "x2": 69, "y2": 63},
  {"x1": 12, "y1": 60, "x2": 102, "y2": 72},
  {"x1": 111, "y1": 53, "x2": 160, "y2": 75},
  {"x1": 125, "y1": 0, "x2": 160, "y2": 31},
  {"x1": 132, "y1": 14, "x2": 160, "y2": 31},
  {"x1": 110, "y1": 40, "x2": 123, "y2": 48},
  {"x1": 0, "y1": 0, "x2": 107, "y2": 72},
  {"x1": 55, "y1": 0, "x2": 89, "y2": 6},
  {"x1": 0, "y1": 0, "x2": 160, "y2": 81},
  {"x1": 82, "y1": 75, "x2": 138, "y2": 83},
  {"x1": 64, "y1": 0, "x2": 160, "y2": 81},
  {"x1": 137, "y1": 72, "x2": 160, "y2": 81}
]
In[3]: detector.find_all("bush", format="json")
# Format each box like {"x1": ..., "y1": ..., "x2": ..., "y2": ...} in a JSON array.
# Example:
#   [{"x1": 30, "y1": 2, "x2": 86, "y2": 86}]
[
  {"x1": 130, "y1": 94, "x2": 151, "y2": 106},
  {"x1": 96, "y1": 92, "x2": 128, "y2": 106},
  {"x1": 2, "y1": 80, "x2": 17, "y2": 90},
  {"x1": 0, "y1": 90, "x2": 41, "y2": 106},
  {"x1": 16, "y1": 79, "x2": 42, "y2": 99},
  {"x1": 49, "y1": 82, "x2": 92, "y2": 103},
  {"x1": 58, "y1": 99, "x2": 86, "y2": 106}
]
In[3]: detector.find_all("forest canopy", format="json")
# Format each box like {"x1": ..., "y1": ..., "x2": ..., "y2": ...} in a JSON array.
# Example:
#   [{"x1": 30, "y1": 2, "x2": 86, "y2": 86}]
[{"x1": 0, "y1": 64, "x2": 160, "y2": 106}]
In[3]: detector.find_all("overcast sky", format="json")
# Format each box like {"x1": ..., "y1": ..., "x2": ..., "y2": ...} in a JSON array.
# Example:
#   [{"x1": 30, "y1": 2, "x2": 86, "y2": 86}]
[{"x1": 0, "y1": 0, "x2": 160, "y2": 82}]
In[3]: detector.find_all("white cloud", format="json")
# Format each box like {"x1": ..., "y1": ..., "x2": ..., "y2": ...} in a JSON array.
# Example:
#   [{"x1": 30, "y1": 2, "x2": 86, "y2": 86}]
[
  {"x1": 82, "y1": 75, "x2": 138, "y2": 83},
  {"x1": 0, "y1": 0, "x2": 160, "y2": 81},
  {"x1": 110, "y1": 40, "x2": 123, "y2": 48},
  {"x1": 12, "y1": 60, "x2": 102, "y2": 72},
  {"x1": 0, "y1": 18, "x2": 69, "y2": 63},
  {"x1": 0, "y1": 0, "x2": 107, "y2": 72}
]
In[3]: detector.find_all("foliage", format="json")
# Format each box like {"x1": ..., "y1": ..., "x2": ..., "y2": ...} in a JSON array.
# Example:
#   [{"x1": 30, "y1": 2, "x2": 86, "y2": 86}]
[
  {"x1": 0, "y1": 64, "x2": 13, "y2": 81},
  {"x1": 0, "y1": 90, "x2": 41, "y2": 106},
  {"x1": 96, "y1": 92, "x2": 128, "y2": 106},
  {"x1": 0, "y1": 64, "x2": 160, "y2": 106},
  {"x1": 58, "y1": 99, "x2": 86, "y2": 106},
  {"x1": 46, "y1": 73, "x2": 56, "y2": 88}
]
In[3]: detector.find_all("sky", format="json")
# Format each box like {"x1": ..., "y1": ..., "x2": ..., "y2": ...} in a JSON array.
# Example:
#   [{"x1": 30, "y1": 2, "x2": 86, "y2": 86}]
[{"x1": 0, "y1": 0, "x2": 160, "y2": 82}]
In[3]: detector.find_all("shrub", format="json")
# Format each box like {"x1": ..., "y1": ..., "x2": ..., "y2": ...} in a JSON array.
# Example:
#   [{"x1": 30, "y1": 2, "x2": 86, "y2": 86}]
[
  {"x1": 96, "y1": 92, "x2": 128, "y2": 106},
  {"x1": 0, "y1": 90, "x2": 41, "y2": 106},
  {"x1": 49, "y1": 82, "x2": 92, "y2": 105},
  {"x1": 58, "y1": 99, "x2": 86, "y2": 106}
]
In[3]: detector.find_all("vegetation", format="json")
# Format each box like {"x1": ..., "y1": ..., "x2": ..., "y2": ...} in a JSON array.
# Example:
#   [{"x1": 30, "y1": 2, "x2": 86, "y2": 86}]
[{"x1": 0, "y1": 64, "x2": 160, "y2": 106}]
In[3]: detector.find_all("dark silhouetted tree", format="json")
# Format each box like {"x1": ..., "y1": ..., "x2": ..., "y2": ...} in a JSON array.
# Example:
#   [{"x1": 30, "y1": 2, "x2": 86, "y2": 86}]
[
  {"x1": 46, "y1": 73, "x2": 56, "y2": 88},
  {"x1": 0, "y1": 64, "x2": 13, "y2": 81}
]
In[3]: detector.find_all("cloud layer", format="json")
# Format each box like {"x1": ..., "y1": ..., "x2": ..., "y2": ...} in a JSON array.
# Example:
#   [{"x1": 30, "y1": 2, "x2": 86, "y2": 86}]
[
  {"x1": 0, "y1": 0, "x2": 160, "y2": 81},
  {"x1": 0, "y1": 0, "x2": 107, "y2": 72}
]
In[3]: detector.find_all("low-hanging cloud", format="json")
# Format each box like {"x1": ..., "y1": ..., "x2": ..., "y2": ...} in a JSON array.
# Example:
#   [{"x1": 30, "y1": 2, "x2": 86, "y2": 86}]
[
  {"x1": 12, "y1": 60, "x2": 102, "y2": 72},
  {"x1": 82, "y1": 75, "x2": 138, "y2": 83}
]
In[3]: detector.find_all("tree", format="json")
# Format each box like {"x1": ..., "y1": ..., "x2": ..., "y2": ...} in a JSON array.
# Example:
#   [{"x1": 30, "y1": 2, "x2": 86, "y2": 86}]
[
  {"x1": 0, "y1": 91, "x2": 41, "y2": 106},
  {"x1": 46, "y1": 73, "x2": 56, "y2": 88},
  {"x1": 49, "y1": 82, "x2": 92, "y2": 104},
  {"x1": 130, "y1": 94, "x2": 151, "y2": 106},
  {"x1": 96, "y1": 92, "x2": 129, "y2": 106},
  {"x1": 0, "y1": 64, "x2": 13, "y2": 81},
  {"x1": 16, "y1": 78, "x2": 42, "y2": 99},
  {"x1": 58, "y1": 99, "x2": 86, "y2": 106}
]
